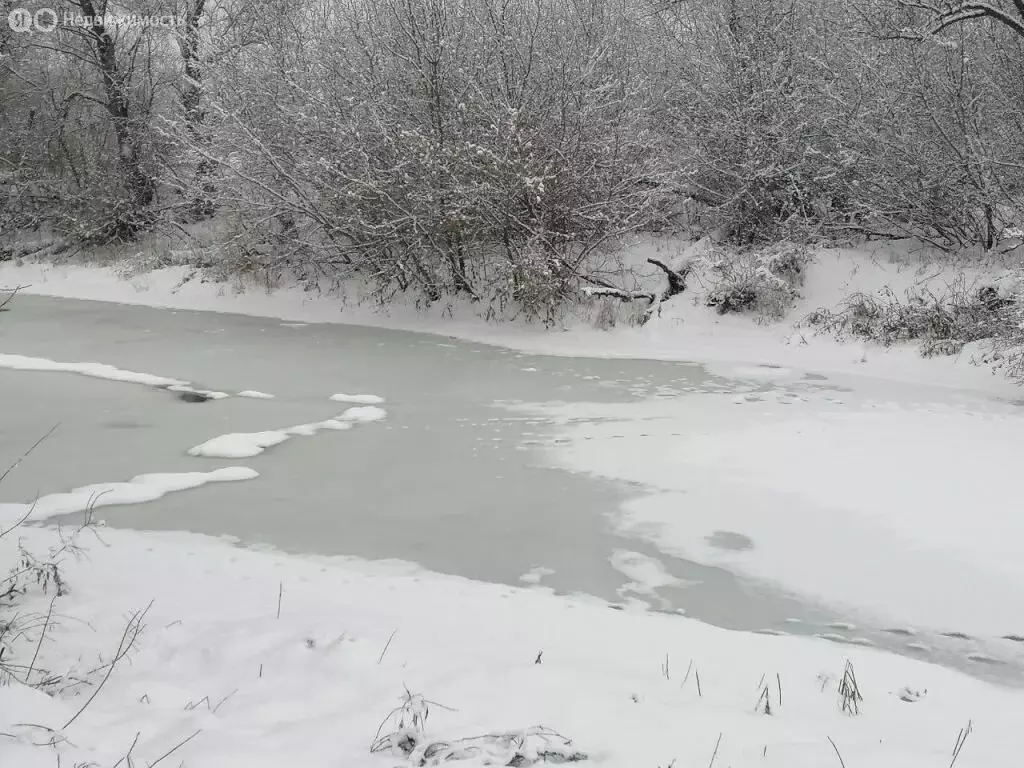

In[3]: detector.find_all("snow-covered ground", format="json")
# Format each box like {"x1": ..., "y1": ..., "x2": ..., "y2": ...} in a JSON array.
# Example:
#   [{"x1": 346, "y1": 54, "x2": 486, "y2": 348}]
[
  {"x1": 4, "y1": 524, "x2": 1023, "y2": 768},
  {"x1": 3, "y1": 244, "x2": 1024, "y2": 766}
]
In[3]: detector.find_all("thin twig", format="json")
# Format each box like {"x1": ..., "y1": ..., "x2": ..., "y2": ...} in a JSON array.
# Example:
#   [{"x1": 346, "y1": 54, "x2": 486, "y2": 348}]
[
  {"x1": 212, "y1": 688, "x2": 239, "y2": 714},
  {"x1": 377, "y1": 630, "x2": 397, "y2": 664},
  {"x1": 276, "y1": 582, "x2": 283, "y2": 619},
  {"x1": 950, "y1": 720, "x2": 973, "y2": 768},
  {"x1": 707, "y1": 733, "x2": 722, "y2": 768},
  {"x1": 184, "y1": 696, "x2": 210, "y2": 712},
  {"x1": 147, "y1": 729, "x2": 202, "y2": 767},
  {"x1": 0, "y1": 285, "x2": 25, "y2": 312},
  {"x1": 0, "y1": 424, "x2": 59, "y2": 491},
  {"x1": 62, "y1": 601, "x2": 153, "y2": 730},
  {"x1": 828, "y1": 736, "x2": 847, "y2": 768},
  {"x1": 26, "y1": 596, "x2": 56, "y2": 683},
  {"x1": 111, "y1": 732, "x2": 141, "y2": 768},
  {"x1": 681, "y1": 659, "x2": 693, "y2": 690}
]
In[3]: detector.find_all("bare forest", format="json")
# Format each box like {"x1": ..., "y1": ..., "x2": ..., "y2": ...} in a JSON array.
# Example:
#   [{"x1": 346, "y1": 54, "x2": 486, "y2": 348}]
[{"x1": 2, "y1": 0, "x2": 1023, "y2": 317}]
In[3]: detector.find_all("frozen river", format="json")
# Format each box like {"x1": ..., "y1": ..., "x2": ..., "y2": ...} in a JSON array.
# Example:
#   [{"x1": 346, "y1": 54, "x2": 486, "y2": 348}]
[{"x1": 2, "y1": 294, "x2": 1021, "y2": 683}]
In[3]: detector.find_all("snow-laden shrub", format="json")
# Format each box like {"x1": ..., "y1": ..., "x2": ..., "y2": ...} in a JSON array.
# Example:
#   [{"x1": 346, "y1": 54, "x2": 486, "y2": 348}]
[
  {"x1": 701, "y1": 243, "x2": 813, "y2": 320},
  {"x1": 0, "y1": 516, "x2": 86, "y2": 690},
  {"x1": 184, "y1": 0, "x2": 675, "y2": 320},
  {"x1": 805, "y1": 275, "x2": 1021, "y2": 364},
  {"x1": 0, "y1": 435, "x2": 99, "y2": 695},
  {"x1": 977, "y1": 273, "x2": 1024, "y2": 382},
  {"x1": 587, "y1": 294, "x2": 651, "y2": 331},
  {"x1": 371, "y1": 689, "x2": 586, "y2": 767}
]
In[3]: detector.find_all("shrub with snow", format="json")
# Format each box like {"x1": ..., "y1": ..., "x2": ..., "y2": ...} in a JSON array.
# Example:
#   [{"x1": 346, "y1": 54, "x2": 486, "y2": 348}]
[
  {"x1": 805, "y1": 274, "x2": 1023, "y2": 373},
  {"x1": 979, "y1": 279, "x2": 1024, "y2": 383},
  {"x1": 1, "y1": 518, "x2": 70, "y2": 689},
  {"x1": 700, "y1": 243, "x2": 813, "y2": 320}
]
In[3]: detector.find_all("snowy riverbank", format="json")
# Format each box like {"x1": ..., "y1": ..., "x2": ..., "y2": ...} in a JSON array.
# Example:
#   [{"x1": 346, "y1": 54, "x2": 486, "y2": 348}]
[
  {"x1": 1, "y1": 240, "x2": 1020, "y2": 395},
  {"x1": 2, "y1": 247, "x2": 1024, "y2": 766},
  {"x1": 4, "y1": 523, "x2": 1023, "y2": 768}
]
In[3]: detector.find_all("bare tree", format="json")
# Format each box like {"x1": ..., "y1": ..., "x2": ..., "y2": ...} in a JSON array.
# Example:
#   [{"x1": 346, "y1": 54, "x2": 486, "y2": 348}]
[
  {"x1": 176, "y1": 0, "x2": 214, "y2": 218},
  {"x1": 69, "y1": 0, "x2": 159, "y2": 232},
  {"x1": 1, "y1": 0, "x2": 1021, "y2": 311},
  {"x1": 0, "y1": 1, "x2": 183, "y2": 240},
  {"x1": 844, "y1": 0, "x2": 1024, "y2": 249},
  {"x1": 176, "y1": 0, "x2": 674, "y2": 315},
  {"x1": 888, "y1": 0, "x2": 1024, "y2": 40}
]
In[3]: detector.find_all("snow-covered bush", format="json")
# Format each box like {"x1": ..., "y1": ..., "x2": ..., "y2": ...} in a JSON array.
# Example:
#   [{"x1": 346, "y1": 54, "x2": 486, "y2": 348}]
[
  {"x1": 371, "y1": 688, "x2": 586, "y2": 766},
  {"x1": 2, "y1": 0, "x2": 1023, "y2": 301},
  {"x1": 701, "y1": 244, "x2": 813, "y2": 319},
  {"x1": 176, "y1": 0, "x2": 675, "y2": 319},
  {"x1": 587, "y1": 294, "x2": 652, "y2": 330},
  {"x1": 805, "y1": 276, "x2": 1021, "y2": 362},
  {"x1": 0, "y1": 431, "x2": 94, "y2": 694},
  {"x1": 0, "y1": 510, "x2": 88, "y2": 691},
  {"x1": 0, "y1": 4, "x2": 180, "y2": 243},
  {"x1": 661, "y1": 0, "x2": 863, "y2": 245},
  {"x1": 2, "y1": 532, "x2": 53, "y2": 687},
  {"x1": 842, "y1": 4, "x2": 1024, "y2": 253},
  {"x1": 978, "y1": 273, "x2": 1024, "y2": 382}
]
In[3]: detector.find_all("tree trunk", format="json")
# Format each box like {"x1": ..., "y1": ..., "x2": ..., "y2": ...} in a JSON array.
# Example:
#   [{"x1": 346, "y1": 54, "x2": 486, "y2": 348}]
[
  {"x1": 79, "y1": 0, "x2": 155, "y2": 230},
  {"x1": 180, "y1": 0, "x2": 215, "y2": 219}
]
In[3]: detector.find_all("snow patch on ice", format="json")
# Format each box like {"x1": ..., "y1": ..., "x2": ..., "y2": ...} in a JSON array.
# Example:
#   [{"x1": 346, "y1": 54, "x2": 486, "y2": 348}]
[
  {"x1": 330, "y1": 393, "x2": 385, "y2": 405},
  {"x1": 0, "y1": 352, "x2": 186, "y2": 388},
  {"x1": 237, "y1": 390, "x2": 275, "y2": 399},
  {"x1": 188, "y1": 406, "x2": 387, "y2": 458},
  {"x1": 340, "y1": 405, "x2": 388, "y2": 422},
  {"x1": 188, "y1": 431, "x2": 294, "y2": 459},
  {"x1": 519, "y1": 566, "x2": 555, "y2": 585},
  {"x1": 610, "y1": 550, "x2": 691, "y2": 605},
  {"x1": 0, "y1": 353, "x2": 236, "y2": 401},
  {"x1": 0, "y1": 467, "x2": 258, "y2": 525},
  {"x1": 522, "y1": 390, "x2": 1024, "y2": 638}
]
